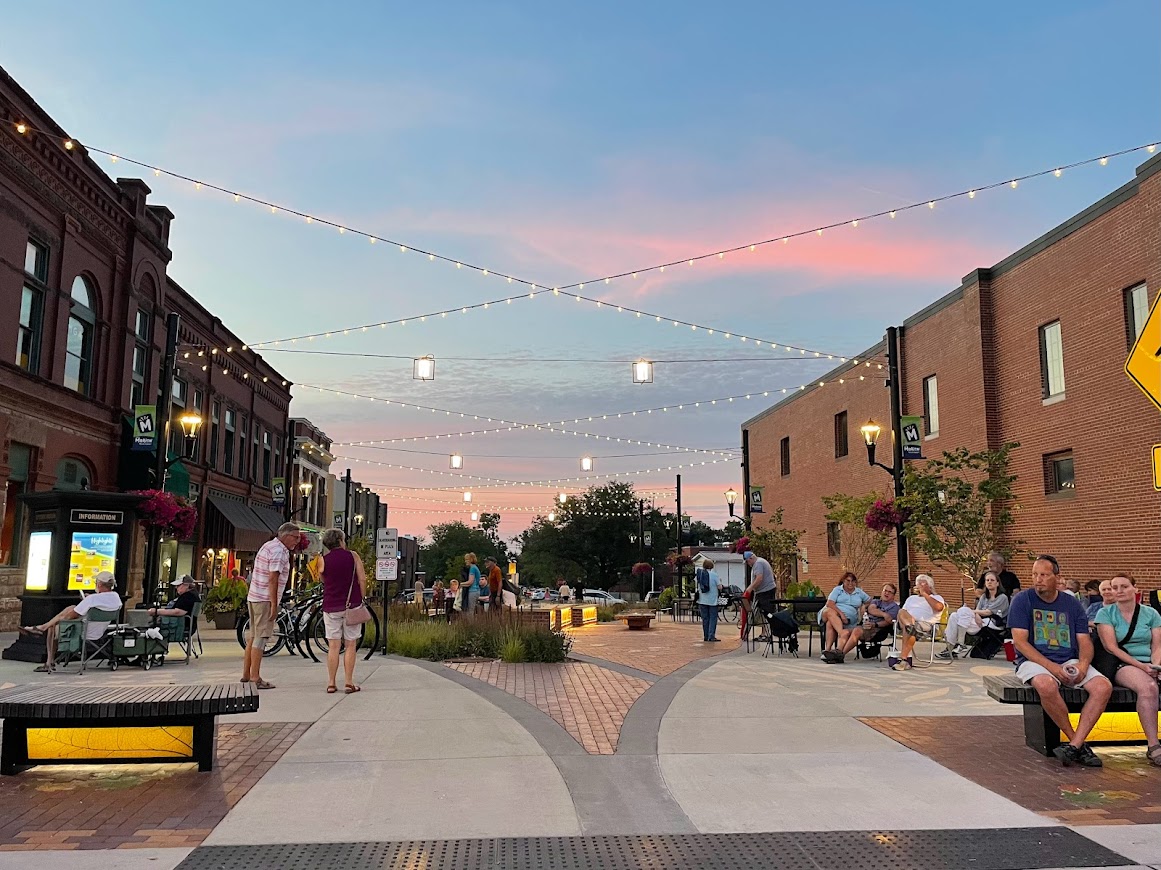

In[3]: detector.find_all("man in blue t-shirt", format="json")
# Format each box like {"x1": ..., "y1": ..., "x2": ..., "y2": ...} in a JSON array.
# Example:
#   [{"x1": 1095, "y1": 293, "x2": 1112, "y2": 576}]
[{"x1": 1008, "y1": 554, "x2": 1112, "y2": 768}]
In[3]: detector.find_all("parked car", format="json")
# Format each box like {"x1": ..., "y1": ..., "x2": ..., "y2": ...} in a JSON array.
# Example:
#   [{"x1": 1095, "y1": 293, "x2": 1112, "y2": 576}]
[
  {"x1": 529, "y1": 588, "x2": 547, "y2": 601},
  {"x1": 643, "y1": 590, "x2": 664, "y2": 605},
  {"x1": 396, "y1": 589, "x2": 435, "y2": 606},
  {"x1": 581, "y1": 589, "x2": 626, "y2": 605}
]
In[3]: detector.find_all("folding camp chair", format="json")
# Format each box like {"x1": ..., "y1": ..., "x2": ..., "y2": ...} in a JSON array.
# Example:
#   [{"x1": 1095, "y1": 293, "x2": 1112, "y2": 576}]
[
  {"x1": 54, "y1": 606, "x2": 120, "y2": 674},
  {"x1": 886, "y1": 607, "x2": 951, "y2": 668},
  {"x1": 187, "y1": 600, "x2": 204, "y2": 658}
]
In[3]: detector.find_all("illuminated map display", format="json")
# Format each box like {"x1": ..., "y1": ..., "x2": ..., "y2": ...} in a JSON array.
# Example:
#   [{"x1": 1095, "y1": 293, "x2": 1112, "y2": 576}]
[
  {"x1": 69, "y1": 532, "x2": 117, "y2": 591},
  {"x1": 25, "y1": 531, "x2": 51, "y2": 591}
]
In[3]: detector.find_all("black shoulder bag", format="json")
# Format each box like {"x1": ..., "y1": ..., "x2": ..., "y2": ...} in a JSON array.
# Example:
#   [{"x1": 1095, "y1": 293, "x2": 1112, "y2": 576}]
[{"x1": 1091, "y1": 605, "x2": 1140, "y2": 680}]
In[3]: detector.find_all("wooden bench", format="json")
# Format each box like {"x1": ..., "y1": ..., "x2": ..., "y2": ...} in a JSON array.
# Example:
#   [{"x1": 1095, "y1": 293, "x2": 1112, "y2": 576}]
[
  {"x1": 984, "y1": 673, "x2": 1140, "y2": 756},
  {"x1": 0, "y1": 683, "x2": 259, "y2": 775},
  {"x1": 618, "y1": 612, "x2": 655, "y2": 631}
]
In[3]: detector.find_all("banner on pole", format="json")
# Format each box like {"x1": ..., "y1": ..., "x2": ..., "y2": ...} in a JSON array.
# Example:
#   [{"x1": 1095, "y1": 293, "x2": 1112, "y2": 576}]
[
  {"x1": 271, "y1": 478, "x2": 286, "y2": 506},
  {"x1": 748, "y1": 486, "x2": 765, "y2": 514},
  {"x1": 901, "y1": 415, "x2": 925, "y2": 461},
  {"x1": 132, "y1": 406, "x2": 157, "y2": 452}
]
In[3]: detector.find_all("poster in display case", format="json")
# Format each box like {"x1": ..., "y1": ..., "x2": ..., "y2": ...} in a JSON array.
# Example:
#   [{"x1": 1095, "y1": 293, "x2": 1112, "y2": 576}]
[
  {"x1": 68, "y1": 532, "x2": 118, "y2": 591},
  {"x1": 25, "y1": 530, "x2": 52, "y2": 591}
]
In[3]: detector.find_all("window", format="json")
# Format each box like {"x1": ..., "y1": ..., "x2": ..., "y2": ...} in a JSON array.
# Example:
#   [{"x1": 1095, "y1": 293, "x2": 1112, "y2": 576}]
[
  {"x1": 54, "y1": 456, "x2": 92, "y2": 492},
  {"x1": 780, "y1": 436, "x2": 791, "y2": 477},
  {"x1": 826, "y1": 521, "x2": 841, "y2": 558},
  {"x1": 2, "y1": 444, "x2": 32, "y2": 565},
  {"x1": 262, "y1": 430, "x2": 272, "y2": 485},
  {"x1": 189, "y1": 390, "x2": 203, "y2": 464},
  {"x1": 65, "y1": 276, "x2": 96, "y2": 395},
  {"x1": 17, "y1": 240, "x2": 49, "y2": 375},
  {"x1": 1125, "y1": 283, "x2": 1149, "y2": 347},
  {"x1": 1038, "y1": 320, "x2": 1065, "y2": 399},
  {"x1": 168, "y1": 378, "x2": 187, "y2": 460},
  {"x1": 833, "y1": 411, "x2": 848, "y2": 458},
  {"x1": 224, "y1": 409, "x2": 236, "y2": 475},
  {"x1": 923, "y1": 375, "x2": 939, "y2": 436},
  {"x1": 130, "y1": 308, "x2": 151, "y2": 409},
  {"x1": 238, "y1": 415, "x2": 248, "y2": 479},
  {"x1": 274, "y1": 435, "x2": 282, "y2": 477},
  {"x1": 252, "y1": 426, "x2": 260, "y2": 482},
  {"x1": 209, "y1": 402, "x2": 220, "y2": 468},
  {"x1": 1045, "y1": 450, "x2": 1075, "y2": 495}
]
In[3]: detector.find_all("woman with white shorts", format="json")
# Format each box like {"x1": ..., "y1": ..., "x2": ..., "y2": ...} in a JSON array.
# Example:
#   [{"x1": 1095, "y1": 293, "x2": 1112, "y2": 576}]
[{"x1": 320, "y1": 527, "x2": 367, "y2": 695}]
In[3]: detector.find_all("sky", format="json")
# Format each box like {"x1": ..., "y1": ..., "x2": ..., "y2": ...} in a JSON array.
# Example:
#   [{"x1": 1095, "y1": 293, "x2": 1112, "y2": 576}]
[{"x1": 3, "y1": 1, "x2": 1157, "y2": 541}]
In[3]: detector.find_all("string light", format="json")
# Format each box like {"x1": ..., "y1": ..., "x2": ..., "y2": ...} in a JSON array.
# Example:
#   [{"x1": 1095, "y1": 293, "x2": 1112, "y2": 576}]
[{"x1": 10, "y1": 121, "x2": 1144, "y2": 354}]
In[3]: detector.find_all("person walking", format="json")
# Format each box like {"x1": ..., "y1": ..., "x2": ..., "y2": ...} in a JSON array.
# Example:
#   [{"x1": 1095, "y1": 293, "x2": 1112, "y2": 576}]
[
  {"x1": 697, "y1": 559, "x2": 724, "y2": 642},
  {"x1": 464, "y1": 553, "x2": 482, "y2": 614},
  {"x1": 414, "y1": 579, "x2": 426, "y2": 614},
  {"x1": 242, "y1": 522, "x2": 300, "y2": 690},
  {"x1": 320, "y1": 528, "x2": 367, "y2": 694},
  {"x1": 485, "y1": 556, "x2": 503, "y2": 613}
]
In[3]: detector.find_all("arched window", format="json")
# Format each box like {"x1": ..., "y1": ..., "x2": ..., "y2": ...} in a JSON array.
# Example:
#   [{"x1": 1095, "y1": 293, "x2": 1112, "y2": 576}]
[
  {"x1": 54, "y1": 456, "x2": 93, "y2": 492},
  {"x1": 65, "y1": 276, "x2": 96, "y2": 395}
]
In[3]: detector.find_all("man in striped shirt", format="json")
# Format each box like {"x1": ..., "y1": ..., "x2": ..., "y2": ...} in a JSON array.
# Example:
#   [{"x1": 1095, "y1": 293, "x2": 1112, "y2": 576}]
[{"x1": 241, "y1": 522, "x2": 300, "y2": 689}]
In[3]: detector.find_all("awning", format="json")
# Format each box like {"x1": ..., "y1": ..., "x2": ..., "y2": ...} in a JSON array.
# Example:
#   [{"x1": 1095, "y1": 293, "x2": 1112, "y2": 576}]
[
  {"x1": 164, "y1": 460, "x2": 190, "y2": 499},
  {"x1": 251, "y1": 503, "x2": 288, "y2": 534},
  {"x1": 205, "y1": 496, "x2": 274, "y2": 553}
]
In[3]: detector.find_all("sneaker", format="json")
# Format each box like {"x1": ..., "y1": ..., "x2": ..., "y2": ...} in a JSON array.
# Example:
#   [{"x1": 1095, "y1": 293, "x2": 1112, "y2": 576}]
[
  {"x1": 954, "y1": 644, "x2": 972, "y2": 658},
  {"x1": 832, "y1": 652, "x2": 846, "y2": 664},
  {"x1": 821, "y1": 650, "x2": 839, "y2": 663},
  {"x1": 1076, "y1": 744, "x2": 1104, "y2": 768},
  {"x1": 936, "y1": 649, "x2": 955, "y2": 660},
  {"x1": 1053, "y1": 744, "x2": 1081, "y2": 767},
  {"x1": 886, "y1": 655, "x2": 900, "y2": 669},
  {"x1": 904, "y1": 657, "x2": 913, "y2": 669}
]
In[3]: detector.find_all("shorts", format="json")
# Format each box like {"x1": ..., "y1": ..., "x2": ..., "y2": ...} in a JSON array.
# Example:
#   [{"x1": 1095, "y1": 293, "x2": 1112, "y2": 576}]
[
  {"x1": 323, "y1": 611, "x2": 362, "y2": 641},
  {"x1": 1016, "y1": 659, "x2": 1109, "y2": 689},
  {"x1": 904, "y1": 620, "x2": 937, "y2": 638},
  {"x1": 248, "y1": 601, "x2": 274, "y2": 642}
]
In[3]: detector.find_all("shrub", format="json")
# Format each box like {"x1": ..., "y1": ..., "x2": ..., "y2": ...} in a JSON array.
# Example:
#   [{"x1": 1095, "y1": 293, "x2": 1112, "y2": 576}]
[
  {"x1": 386, "y1": 616, "x2": 569, "y2": 662},
  {"x1": 387, "y1": 602, "x2": 427, "y2": 623},
  {"x1": 204, "y1": 577, "x2": 247, "y2": 617},
  {"x1": 786, "y1": 581, "x2": 822, "y2": 599},
  {"x1": 657, "y1": 587, "x2": 676, "y2": 610},
  {"x1": 596, "y1": 603, "x2": 627, "y2": 622}
]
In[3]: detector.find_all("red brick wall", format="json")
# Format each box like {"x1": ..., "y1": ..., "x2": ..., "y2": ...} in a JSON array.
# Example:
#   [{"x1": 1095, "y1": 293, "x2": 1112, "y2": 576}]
[{"x1": 746, "y1": 154, "x2": 1161, "y2": 600}]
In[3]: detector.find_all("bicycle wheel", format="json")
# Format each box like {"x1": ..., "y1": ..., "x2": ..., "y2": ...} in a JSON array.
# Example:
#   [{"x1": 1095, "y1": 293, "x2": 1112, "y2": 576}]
[
  {"x1": 362, "y1": 605, "x2": 380, "y2": 660},
  {"x1": 236, "y1": 614, "x2": 287, "y2": 657},
  {"x1": 719, "y1": 599, "x2": 740, "y2": 623},
  {"x1": 308, "y1": 607, "x2": 369, "y2": 659}
]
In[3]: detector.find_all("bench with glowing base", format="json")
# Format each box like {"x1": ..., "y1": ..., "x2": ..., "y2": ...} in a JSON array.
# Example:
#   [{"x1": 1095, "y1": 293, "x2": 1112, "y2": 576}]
[
  {"x1": 0, "y1": 683, "x2": 257, "y2": 774},
  {"x1": 984, "y1": 673, "x2": 1147, "y2": 756}
]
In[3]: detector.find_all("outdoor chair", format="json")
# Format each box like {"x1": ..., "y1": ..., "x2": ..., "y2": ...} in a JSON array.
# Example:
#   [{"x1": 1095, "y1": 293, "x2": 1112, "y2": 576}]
[
  {"x1": 186, "y1": 600, "x2": 204, "y2": 659},
  {"x1": 886, "y1": 608, "x2": 951, "y2": 668},
  {"x1": 55, "y1": 605, "x2": 121, "y2": 674}
]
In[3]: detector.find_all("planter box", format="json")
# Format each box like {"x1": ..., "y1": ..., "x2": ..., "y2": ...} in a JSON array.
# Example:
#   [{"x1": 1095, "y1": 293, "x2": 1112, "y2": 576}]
[{"x1": 211, "y1": 611, "x2": 237, "y2": 631}]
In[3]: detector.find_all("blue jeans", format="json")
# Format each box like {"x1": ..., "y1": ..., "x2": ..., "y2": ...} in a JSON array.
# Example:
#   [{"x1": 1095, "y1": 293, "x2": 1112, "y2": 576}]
[{"x1": 700, "y1": 604, "x2": 719, "y2": 640}]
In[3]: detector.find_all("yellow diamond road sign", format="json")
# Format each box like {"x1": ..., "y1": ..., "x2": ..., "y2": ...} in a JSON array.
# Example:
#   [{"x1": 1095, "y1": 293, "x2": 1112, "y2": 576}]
[{"x1": 1126, "y1": 289, "x2": 1161, "y2": 412}]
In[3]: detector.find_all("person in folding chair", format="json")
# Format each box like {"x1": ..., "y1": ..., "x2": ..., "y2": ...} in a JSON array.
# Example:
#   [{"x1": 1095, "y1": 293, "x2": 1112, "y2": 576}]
[
  {"x1": 20, "y1": 570, "x2": 122, "y2": 673},
  {"x1": 146, "y1": 574, "x2": 201, "y2": 661},
  {"x1": 887, "y1": 574, "x2": 945, "y2": 671},
  {"x1": 819, "y1": 572, "x2": 869, "y2": 664},
  {"x1": 857, "y1": 583, "x2": 900, "y2": 660}
]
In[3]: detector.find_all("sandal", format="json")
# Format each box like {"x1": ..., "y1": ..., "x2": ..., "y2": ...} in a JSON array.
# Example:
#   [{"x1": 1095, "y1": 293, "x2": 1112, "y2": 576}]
[
  {"x1": 344, "y1": 684, "x2": 361, "y2": 694},
  {"x1": 1147, "y1": 745, "x2": 1161, "y2": 767},
  {"x1": 255, "y1": 679, "x2": 276, "y2": 690},
  {"x1": 32, "y1": 664, "x2": 54, "y2": 673},
  {"x1": 20, "y1": 626, "x2": 44, "y2": 636},
  {"x1": 326, "y1": 685, "x2": 337, "y2": 694}
]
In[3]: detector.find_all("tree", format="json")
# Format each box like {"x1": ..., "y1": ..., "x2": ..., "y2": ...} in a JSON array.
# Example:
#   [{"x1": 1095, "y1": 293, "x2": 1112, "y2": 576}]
[
  {"x1": 723, "y1": 519, "x2": 747, "y2": 542},
  {"x1": 420, "y1": 521, "x2": 506, "y2": 582},
  {"x1": 899, "y1": 442, "x2": 1022, "y2": 591},
  {"x1": 744, "y1": 507, "x2": 803, "y2": 593},
  {"x1": 821, "y1": 492, "x2": 891, "y2": 581}
]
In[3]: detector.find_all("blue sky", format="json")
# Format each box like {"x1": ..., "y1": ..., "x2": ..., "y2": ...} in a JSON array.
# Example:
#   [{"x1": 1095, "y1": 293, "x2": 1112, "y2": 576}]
[{"x1": 3, "y1": 1, "x2": 1157, "y2": 538}]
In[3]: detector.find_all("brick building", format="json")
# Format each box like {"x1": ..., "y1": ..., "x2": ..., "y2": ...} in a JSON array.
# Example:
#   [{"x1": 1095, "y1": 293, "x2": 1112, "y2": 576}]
[
  {"x1": 288, "y1": 416, "x2": 336, "y2": 535},
  {"x1": 0, "y1": 65, "x2": 291, "y2": 627},
  {"x1": 744, "y1": 152, "x2": 1161, "y2": 599}
]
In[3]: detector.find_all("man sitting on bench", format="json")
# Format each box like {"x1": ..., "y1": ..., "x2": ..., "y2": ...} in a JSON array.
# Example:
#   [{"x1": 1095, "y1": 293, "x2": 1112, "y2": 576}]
[
  {"x1": 1009, "y1": 554, "x2": 1112, "y2": 768},
  {"x1": 21, "y1": 570, "x2": 121, "y2": 673}
]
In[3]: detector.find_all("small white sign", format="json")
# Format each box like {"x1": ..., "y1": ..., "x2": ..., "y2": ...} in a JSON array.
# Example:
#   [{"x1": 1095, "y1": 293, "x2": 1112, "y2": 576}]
[
  {"x1": 375, "y1": 557, "x2": 398, "y2": 583},
  {"x1": 376, "y1": 527, "x2": 398, "y2": 559}
]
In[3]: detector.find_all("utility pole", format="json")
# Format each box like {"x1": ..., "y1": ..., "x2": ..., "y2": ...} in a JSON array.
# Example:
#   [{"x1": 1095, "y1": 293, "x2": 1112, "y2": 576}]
[
  {"x1": 741, "y1": 428, "x2": 752, "y2": 589},
  {"x1": 344, "y1": 467, "x2": 353, "y2": 538},
  {"x1": 675, "y1": 473, "x2": 682, "y2": 596},
  {"x1": 637, "y1": 498, "x2": 646, "y2": 599},
  {"x1": 143, "y1": 312, "x2": 180, "y2": 609},
  {"x1": 886, "y1": 326, "x2": 911, "y2": 600}
]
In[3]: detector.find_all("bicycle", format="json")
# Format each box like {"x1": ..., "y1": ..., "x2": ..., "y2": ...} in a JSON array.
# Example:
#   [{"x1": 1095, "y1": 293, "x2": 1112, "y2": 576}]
[
  {"x1": 236, "y1": 588, "x2": 321, "y2": 660},
  {"x1": 304, "y1": 597, "x2": 381, "y2": 662},
  {"x1": 717, "y1": 595, "x2": 742, "y2": 623}
]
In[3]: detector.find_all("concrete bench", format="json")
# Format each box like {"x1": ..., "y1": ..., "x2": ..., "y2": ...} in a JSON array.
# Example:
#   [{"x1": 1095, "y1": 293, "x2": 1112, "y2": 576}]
[
  {"x1": 618, "y1": 612, "x2": 656, "y2": 631},
  {"x1": 0, "y1": 683, "x2": 258, "y2": 774},
  {"x1": 983, "y1": 673, "x2": 1140, "y2": 756}
]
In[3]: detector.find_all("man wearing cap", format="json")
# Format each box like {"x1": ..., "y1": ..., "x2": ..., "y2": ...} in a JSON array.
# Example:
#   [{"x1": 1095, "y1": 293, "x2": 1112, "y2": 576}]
[
  {"x1": 21, "y1": 570, "x2": 121, "y2": 673},
  {"x1": 148, "y1": 575, "x2": 200, "y2": 620},
  {"x1": 485, "y1": 556, "x2": 503, "y2": 610}
]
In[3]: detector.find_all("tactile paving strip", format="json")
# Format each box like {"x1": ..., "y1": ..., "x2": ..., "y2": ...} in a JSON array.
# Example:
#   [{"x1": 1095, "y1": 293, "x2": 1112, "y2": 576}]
[{"x1": 177, "y1": 827, "x2": 1129, "y2": 870}]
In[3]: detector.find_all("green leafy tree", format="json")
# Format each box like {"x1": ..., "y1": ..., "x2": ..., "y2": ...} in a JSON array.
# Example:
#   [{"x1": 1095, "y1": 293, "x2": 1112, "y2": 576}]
[
  {"x1": 723, "y1": 519, "x2": 747, "y2": 542},
  {"x1": 745, "y1": 508, "x2": 803, "y2": 593},
  {"x1": 515, "y1": 518, "x2": 586, "y2": 587},
  {"x1": 420, "y1": 521, "x2": 506, "y2": 582},
  {"x1": 899, "y1": 442, "x2": 1022, "y2": 589},
  {"x1": 821, "y1": 492, "x2": 891, "y2": 581}
]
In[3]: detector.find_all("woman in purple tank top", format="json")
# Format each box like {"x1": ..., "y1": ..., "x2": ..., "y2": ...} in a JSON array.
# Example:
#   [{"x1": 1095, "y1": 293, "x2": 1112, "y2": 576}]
[{"x1": 320, "y1": 527, "x2": 366, "y2": 694}]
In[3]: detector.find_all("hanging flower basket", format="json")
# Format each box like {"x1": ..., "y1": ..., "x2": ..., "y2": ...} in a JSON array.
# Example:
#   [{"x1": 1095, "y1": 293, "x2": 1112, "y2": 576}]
[
  {"x1": 130, "y1": 489, "x2": 198, "y2": 539},
  {"x1": 667, "y1": 554, "x2": 693, "y2": 569},
  {"x1": 865, "y1": 498, "x2": 906, "y2": 533},
  {"x1": 731, "y1": 536, "x2": 751, "y2": 554},
  {"x1": 631, "y1": 561, "x2": 652, "y2": 577}
]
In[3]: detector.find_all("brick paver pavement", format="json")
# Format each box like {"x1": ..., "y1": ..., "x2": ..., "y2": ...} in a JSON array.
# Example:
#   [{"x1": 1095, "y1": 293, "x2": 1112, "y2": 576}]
[
  {"x1": 0, "y1": 722, "x2": 308, "y2": 850},
  {"x1": 448, "y1": 662, "x2": 650, "y2": 754},
  {"x1": 863, "y1": 715, "x2": 1161, "y2": 825},
  {"x1": 566, "y1": 619, "x2": 740, "y2": 676}
]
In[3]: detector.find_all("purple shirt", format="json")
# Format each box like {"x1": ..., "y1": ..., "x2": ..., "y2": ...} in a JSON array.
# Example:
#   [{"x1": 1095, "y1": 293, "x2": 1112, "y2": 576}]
[{"x1": 322, "y1": 548, "x2": 362, "y2": 613}]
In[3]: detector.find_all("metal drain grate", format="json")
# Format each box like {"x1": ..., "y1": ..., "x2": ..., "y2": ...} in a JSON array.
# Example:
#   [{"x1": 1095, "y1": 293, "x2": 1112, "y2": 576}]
[{"x1": 177, "y1": 828, "x2": 1129, "y2": 870}]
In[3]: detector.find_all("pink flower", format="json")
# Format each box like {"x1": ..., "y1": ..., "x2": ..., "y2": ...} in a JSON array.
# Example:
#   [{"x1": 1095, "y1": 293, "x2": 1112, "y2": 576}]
[
  {"x1": 130, "y1": 490, "x2": 198, "y2": 539},
  {"x1": 864, "y1": 498, "x2": 906, "y2": 533}
]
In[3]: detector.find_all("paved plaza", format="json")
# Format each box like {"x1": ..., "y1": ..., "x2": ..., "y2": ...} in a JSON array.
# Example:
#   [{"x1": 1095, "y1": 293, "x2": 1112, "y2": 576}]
[{"x1": 0, "y1": 624, "x2": 1159, "y2": 868}]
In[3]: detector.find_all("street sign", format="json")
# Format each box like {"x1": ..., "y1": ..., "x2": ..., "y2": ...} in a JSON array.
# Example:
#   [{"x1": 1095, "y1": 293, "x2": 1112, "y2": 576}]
[
  {"x1": 132, "y1": 405, "x2": 156, "y2": 451},
  {"x1": 376, "y1": 527, "x2": 398, "y2": 559},
  {"x1": 1126, "y1": 290, "x2": 1161, "y2": 411},
  {"x1": 1153, "y1": 445, "x2": 1161, "y2": 491},
  {"x1": 901, "y1": 415, "x2": 924, "y2": 460},
  {"x1": 271, "y1": 477, "x2": 285, "y2": 506},
  {"x1": 748, "y1": 486, "x2": 764, "y2": 514},
  {"x1": 375, "y1": 557, "x2": 397, "y2": 583}
]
